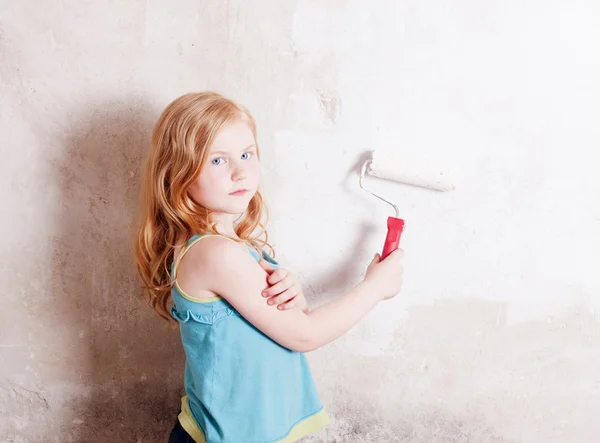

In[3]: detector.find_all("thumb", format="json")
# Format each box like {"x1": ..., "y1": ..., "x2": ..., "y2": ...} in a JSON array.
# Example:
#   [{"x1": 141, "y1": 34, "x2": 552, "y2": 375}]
[
  {"x1": 258, "y1": 259, "x2": 275, "y2": 274},
  {"x1": 367, "y1": 253, "x2": 380, "y2": 272}
]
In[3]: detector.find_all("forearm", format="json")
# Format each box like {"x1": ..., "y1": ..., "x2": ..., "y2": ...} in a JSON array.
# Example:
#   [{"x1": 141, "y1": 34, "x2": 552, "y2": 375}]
[{"x1": 302, "y1": 280, "x2": 380, "y2": 351}]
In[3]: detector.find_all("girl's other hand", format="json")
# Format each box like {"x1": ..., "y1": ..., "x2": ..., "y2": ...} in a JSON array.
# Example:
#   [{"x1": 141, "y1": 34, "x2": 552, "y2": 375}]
[{"x1": 259, "y1": 261, "x2": 309, "y2": 312}]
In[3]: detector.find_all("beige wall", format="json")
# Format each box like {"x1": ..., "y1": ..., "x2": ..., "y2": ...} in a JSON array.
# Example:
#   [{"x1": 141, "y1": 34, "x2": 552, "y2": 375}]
[{"x1": 1, "y1": 1, "x2": 599, "y2": 442}]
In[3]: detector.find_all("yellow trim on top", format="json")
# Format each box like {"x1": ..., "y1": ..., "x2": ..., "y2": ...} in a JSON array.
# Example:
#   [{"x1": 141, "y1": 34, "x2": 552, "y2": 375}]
[
  {"x1": 174, "y1": 281, "x2": 222, "y2": 303},
  {"x1": 178, "y1": 396, "x2": 329, "y2": 443},
  {"x1": 278, "y1": 408, "x2": 330, "y2": 442},
  {"x1": 179, "y1": 396, "x2": 206, "y2": 443},
  {"x1": 173, "y1": 234, "x2": 242, "y2": 303}
]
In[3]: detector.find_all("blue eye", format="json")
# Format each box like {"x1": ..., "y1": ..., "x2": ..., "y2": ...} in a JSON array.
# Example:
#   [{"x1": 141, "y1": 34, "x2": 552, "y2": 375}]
[
  {"x1": 241, "y1": 152, "x2": 252, "y2": 160},
  {"x1": 212, "y1": 158, "x2": 223, "y2": 165}
]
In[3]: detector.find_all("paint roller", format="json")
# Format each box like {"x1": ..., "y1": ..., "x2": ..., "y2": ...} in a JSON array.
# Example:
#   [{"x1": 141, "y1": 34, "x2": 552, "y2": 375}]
[{"x1": 359, "y1": 150, "x2": 456, "y2": 259}]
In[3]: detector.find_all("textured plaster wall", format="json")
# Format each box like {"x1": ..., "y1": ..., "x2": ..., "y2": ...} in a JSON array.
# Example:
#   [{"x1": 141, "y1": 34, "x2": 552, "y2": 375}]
[{"x1": 1, "y1": 1, "x2": 599, "y2": 442}]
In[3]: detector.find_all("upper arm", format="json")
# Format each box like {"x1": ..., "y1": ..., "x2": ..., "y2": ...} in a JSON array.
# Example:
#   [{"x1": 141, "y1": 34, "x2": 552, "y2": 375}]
[{"x1": 185, "y1": 237, "x2": 315, "y2": 352}]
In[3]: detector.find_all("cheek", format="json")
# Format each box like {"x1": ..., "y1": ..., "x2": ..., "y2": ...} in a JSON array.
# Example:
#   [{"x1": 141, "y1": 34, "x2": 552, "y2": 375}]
[
  {"x1": 249, "y1": 160, "x2": 261, "y2": 183},
  {"x1": 190, "y1": 169, "x2": 229, "y2": 204}
]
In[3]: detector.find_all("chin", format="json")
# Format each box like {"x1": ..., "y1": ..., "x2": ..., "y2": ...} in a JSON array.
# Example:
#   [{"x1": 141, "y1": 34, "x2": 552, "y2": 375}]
[
  {"x1": 215, "y1": 191, "x2": 256, "y2": 215},
  {"x1": 221, "y1": 201, "x2": 253, "y2": 215}
]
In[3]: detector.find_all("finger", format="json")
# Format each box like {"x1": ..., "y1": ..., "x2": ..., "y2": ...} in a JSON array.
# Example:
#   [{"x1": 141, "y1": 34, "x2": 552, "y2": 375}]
[
  {"x1": 267, "y1": 268, "x2": 288, "y2": 285},
  {"x1": 273, "y1": 286, "x2": 300, "y2": 305},
  {"x1": 263, "y1": 277, "x2": 294, "y2": 298},
  {"x1": 268, "y1": 287, "x2": 300, "y2": 306},
  {"x1": 390, "y1": 248, "x2": 405, "y2": 260},
  {"x1": 258, "y1": 259, "x2": 275, "y2": 274},
  {"x1": 277, "y1": 297, "x2": 297, "y2": 310}
]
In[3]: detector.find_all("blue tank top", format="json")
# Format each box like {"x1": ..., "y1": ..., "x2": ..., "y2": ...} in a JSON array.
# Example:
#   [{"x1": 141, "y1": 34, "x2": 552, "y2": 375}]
[{"x1": 170, "y1": 234, "x2": 329, "y2": 443}]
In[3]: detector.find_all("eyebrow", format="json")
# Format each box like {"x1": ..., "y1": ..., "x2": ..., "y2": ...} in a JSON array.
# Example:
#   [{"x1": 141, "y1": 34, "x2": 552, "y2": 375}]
[{"x1": 210, "y1": 144, "x2": 256, "y2": 156}]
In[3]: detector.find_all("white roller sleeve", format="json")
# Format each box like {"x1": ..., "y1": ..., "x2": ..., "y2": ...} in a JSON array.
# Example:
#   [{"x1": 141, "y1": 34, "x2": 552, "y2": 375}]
[{"x1": 368, "y1": 150, "x2": 456, "y2": 191}]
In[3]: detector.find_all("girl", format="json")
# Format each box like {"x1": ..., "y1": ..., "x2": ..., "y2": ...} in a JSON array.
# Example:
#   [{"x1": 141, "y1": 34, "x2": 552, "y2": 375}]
[{"x1": 134, "y1": 92, "x2": 404, "y2": 443}]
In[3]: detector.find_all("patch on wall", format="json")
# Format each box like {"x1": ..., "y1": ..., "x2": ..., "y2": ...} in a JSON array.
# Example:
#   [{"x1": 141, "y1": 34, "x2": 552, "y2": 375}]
[
  {"x1": 317, "y1": 89, "x2": 341, "y2": 125},
  {"x1": 0, "y1": 380, "x2": 50, "y2": 433}
]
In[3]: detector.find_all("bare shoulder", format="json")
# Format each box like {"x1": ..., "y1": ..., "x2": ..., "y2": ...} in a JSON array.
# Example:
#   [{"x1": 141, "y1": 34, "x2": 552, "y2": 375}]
[
  {"x1": 176, "y1": 235, "x2": 263, "y2": 297},
  {"x1": 182, "y1": 235, "x2": 258, "y2": 270}
]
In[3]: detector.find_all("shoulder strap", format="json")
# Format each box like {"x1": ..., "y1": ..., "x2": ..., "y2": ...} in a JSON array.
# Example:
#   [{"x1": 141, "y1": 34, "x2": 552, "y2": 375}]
[
  {"x1": 173, "y1": 235, "x2": 205, "y2": 280},
  {"x1": 260, "y1": 250, "x2": 279, "y2": 266}
]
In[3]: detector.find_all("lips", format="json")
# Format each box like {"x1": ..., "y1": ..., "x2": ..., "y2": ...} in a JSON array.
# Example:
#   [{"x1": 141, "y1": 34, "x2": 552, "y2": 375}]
[{"x1": 229, "y1": 189, "x2": 248, "y2": 196}]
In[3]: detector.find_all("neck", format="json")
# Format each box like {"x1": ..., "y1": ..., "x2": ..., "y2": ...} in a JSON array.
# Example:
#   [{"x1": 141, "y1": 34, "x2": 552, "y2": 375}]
[{"x1": 210, "y1": 213, "x2": 241, "y2": 239}]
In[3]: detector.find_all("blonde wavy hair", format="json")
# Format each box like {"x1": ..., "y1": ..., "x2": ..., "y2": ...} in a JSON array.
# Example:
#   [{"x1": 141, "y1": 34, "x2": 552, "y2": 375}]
[{"x1": 134, "y1": 92, "x2": 272, "y2": 321}]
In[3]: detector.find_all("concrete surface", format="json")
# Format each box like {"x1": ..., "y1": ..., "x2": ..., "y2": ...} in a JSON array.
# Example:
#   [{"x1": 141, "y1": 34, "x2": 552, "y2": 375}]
[{"x1": 1, "y1": 1, "x2": 599, "y2": 442}]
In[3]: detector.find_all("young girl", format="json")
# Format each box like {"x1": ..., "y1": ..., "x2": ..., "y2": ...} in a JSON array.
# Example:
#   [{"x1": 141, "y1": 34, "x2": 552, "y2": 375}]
[{"x1": 134, "y1": 92, "x2": 404, "y2": 443}]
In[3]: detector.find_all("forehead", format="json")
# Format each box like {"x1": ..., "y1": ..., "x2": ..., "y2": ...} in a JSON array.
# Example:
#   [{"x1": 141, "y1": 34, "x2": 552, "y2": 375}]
[{"x1": 209, "y1": 120, "x2": 255, "y2": 153}]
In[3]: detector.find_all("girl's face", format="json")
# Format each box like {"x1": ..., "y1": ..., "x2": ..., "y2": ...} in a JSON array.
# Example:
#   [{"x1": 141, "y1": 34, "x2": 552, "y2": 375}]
[{"x1": 188, "y1": 120, "x2": 260, "y2": 217}]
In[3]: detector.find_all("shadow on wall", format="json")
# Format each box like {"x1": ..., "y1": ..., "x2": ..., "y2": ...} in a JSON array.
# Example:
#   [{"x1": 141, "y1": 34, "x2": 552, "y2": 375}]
[
  {"x1": 51, "y1": 96, "x2": 183, "y2": 442},
  {"x1": 301, "y1": 151, "x2": 381, "y2": 302},
  {"x1": 302, "y1": 220, "x2": 378, "y2": 303}
]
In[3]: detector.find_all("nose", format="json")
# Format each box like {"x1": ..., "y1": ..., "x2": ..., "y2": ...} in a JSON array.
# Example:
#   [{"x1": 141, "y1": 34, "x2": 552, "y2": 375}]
[{"x1": 231, "y1": 160, "x2": 248, "y2": 182}]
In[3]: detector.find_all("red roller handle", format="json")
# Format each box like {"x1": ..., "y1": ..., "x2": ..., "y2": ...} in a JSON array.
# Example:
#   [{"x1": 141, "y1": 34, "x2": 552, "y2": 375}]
[{"x1": 381, "y1": 216, "x2": 405, "y2": 259}]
